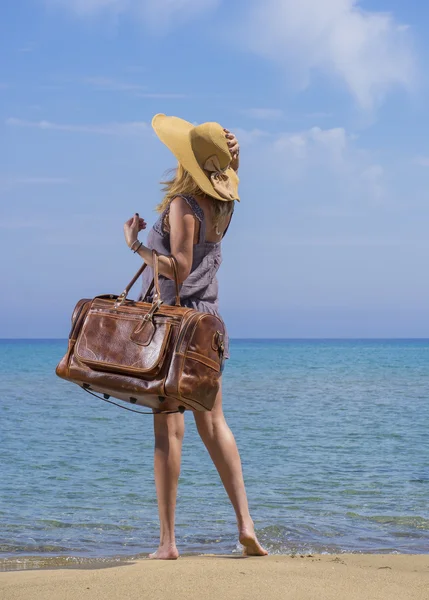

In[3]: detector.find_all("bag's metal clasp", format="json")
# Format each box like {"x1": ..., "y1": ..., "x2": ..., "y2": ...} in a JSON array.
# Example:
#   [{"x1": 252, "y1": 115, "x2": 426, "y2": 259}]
[
  {"x1": 141, "y1": 297, "x2": 163, "y2": 322},
  {"x1": 114, "y1": 291, "x2": 127, "y2": 309},
  {"x1": 214, "y1": 330, "x2": 225, "y2": 356}
]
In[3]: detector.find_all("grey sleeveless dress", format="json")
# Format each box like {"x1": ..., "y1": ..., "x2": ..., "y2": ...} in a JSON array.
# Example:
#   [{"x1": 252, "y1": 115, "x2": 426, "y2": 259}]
[{"x1": 138, "y1": 195, "x2": 231, "y2": 360}]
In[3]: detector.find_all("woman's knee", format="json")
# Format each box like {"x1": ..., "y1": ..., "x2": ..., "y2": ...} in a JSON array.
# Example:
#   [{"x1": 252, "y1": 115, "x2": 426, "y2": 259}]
[
  {"x1": 154, "y1": 414, "x2": 185, "y2": 442},
  {"x1": 194, "y1": 385, "x2": 226, "y2": 439},
  {"x1": 194, "y1": 412, "x2": 226, "y2": 441}
]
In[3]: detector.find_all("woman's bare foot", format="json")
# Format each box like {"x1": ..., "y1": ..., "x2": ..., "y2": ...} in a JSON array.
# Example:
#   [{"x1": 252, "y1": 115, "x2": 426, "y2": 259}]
[
  {"x1": 148, "y1": 544, "x2": 179, "y2": 560},
  {"x1": 239, "y1": 525, "x2": 268, "y2": 556}
]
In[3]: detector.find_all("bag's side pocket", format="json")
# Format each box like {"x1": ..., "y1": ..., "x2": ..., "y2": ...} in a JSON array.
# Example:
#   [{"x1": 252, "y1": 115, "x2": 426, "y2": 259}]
[
  {"x1": 56, "y1": 299, "x2": 92, "y2": 380},
  {"x1": 176, "y1": 314, "x2": 225, "y2": 411}
]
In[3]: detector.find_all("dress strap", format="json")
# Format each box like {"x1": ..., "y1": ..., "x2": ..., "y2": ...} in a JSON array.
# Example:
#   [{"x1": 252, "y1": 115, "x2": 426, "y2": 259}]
[
  {"x1": 177, "y1": 195, "x2": 206, "y2": 244},
  {"x1": 156, "y1": 195, "x2": 205, "y2": 242},
  {"x1": 158, "y1": 195, "x2": 234, "y2": 243}
]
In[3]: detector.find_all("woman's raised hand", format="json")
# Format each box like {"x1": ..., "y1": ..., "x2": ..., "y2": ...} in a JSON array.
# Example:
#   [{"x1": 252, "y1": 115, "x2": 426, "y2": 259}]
[
  {"x1": 124, "y1": 213, "x2": 147, "y2": 248},
  {"x1": 224, "y1": 129, "x2": 240, "y2": 159}
]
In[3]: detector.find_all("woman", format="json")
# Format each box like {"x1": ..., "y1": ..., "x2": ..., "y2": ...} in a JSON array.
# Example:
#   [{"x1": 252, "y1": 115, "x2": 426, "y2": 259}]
[{"x1": 123, "y1": 114, "x2": 267, "y2": 560}]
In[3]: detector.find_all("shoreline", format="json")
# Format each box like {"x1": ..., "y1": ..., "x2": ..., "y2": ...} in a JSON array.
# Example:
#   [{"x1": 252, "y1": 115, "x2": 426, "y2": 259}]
[
  {"x1": 1, "y1": 554, "x2": 428, "y2": 600},
  {"x1": 1, "y1": 548, "x2": 427, "y2": 573}
]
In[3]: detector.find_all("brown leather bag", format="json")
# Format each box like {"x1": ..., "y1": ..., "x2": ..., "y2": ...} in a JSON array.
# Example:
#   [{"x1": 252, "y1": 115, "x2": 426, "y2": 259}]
[{"x1": 55, "y1": 250, "x2": 226, "y2": 414}]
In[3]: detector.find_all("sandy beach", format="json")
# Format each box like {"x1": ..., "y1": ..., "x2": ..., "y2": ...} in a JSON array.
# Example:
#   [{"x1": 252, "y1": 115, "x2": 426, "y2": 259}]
[{"x1": 1, "y1": 554, "x2": 428, "y2": 600}]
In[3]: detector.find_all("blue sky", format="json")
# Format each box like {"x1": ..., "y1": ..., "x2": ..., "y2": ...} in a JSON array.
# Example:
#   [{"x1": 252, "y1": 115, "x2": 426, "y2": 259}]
[{"x1": 1, "y1": 0, "x2": 429, "y2": 338}]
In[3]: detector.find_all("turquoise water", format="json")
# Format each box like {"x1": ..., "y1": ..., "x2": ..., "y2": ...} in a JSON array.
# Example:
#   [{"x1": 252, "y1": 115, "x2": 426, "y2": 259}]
[{"x1": 1, "y1": 339, "x2": 429, "y2": 566}]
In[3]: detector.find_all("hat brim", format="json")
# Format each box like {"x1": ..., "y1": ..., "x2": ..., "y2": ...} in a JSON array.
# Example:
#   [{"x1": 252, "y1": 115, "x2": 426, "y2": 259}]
[{"x1": 152, "y1": 114, "x2": 240, "y2": 202}]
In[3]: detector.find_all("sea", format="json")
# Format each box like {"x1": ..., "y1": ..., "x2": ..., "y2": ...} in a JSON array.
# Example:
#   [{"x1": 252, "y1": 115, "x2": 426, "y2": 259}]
[{"x1": 1, "y1": 339, "x2": 428, "y2": 569}]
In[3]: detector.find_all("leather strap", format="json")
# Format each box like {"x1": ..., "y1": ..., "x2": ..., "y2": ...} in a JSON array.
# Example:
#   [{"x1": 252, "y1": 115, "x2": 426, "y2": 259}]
[
  {"x1": 116, "y1": 261, "x2": 149, "y2": 306},
  {"x1": 152, "y1": 249, "x2": 161, "y2": 301},
  {"x1": 119, "y1": 249, "x2": 181, "y2": 306},
  {"x1": 83, "y1": 387, "x2": 185, "y2": 415},
  {"x1": 169, "y1": 256, "x2": 181, "y2": 306},
  {"x1": 124, "y1": 261, "x2": 148, "y2": 298}
]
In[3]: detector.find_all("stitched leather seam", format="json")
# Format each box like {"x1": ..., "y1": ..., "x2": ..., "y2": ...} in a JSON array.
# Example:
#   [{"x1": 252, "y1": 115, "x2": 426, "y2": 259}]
[
  {"x1": 177, "y1": 313, "x2": 201, "y2": 401},
  {"x1": 172, "y1": 310, "x2": 196, "y2": 402},
  {"x1": 178, "y1": 313, "x2": 224, "y2": 409},
  {"x1": 75, "y1": 327, "x2": 171, "y2": 374},
  {"x1": 130, "y1": 322, "x2": 171, "y2": 349},
  {"x1": 92, "y1": 299, "x2": 185, "y2": 317},
  {"x1": 178, "y1": 351, "x2": 220, "y2": 372},
  {"x1": 75, "y1": 351, "x2": 167, "y2": 375},
  {"x1": 129, "y1": 322, "x2": 156, "y2": 347},
  {"x1": 75, "y1": 353, "x2": 165, "y2": 374},
  {"x1": 70, "y1": 300, "x2": 89, "y2": 337},
  {"x1": 70, "y1": 301, "x2": 92, "y2": 341},
  {"x1": 88, "y1": 310, "x2": 179, "y2": 322},
  {"x1": 66, "y1": 339, "x2": 76, "y2": 376},
  {"x1": 177, "y1": 313, "x2": 206, "y2": 401},
  {"x1": 88, "y1": 314, "x2": 145, "y2": 323},
  {"x1": 174, "y1": 311, "x2": 196, "y2": 352}
]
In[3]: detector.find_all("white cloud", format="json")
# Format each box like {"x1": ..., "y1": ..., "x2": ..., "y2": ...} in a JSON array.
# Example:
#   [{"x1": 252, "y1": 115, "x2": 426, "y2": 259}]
[
  {"x1": 6, "y1": 117, "x2": 148, "y2": 136},
  {"x1": 47, "y1": 0, "x2": 220, "y2": 27},
  {"x1": 274, "y1": 126, "x2": 349, "y2": 166},
  {"x1": 232, "y1": 128, "x2": 271, "y2": 146},
  {"x1": 238, "y1": 0, "x2": 416, "y2": 110},
  {"x1": 44, "y1": 1, "x2": 416, "y2": 109},
  {"x1": 242, "y1": 108, "x2": 284, "y2": 120},
  {"x1": 239, "y1": 124, "x2": 385, "y2": 204}
]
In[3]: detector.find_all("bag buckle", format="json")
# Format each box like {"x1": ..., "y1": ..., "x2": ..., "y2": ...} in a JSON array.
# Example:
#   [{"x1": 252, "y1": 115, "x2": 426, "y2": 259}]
[
  {"x1": 214, "y1": 330, "x2": 225, "y2": 356},
  {"x1": 142, "y1": 297, "x2": 163, "y2": 322},
  {"x1": 114, "y1": 291, "x2": 127, "y2": 309}
]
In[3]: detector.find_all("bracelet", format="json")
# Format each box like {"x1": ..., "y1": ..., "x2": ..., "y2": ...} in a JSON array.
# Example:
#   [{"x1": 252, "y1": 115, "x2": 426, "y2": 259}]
[
  {"x1": 133, "y1": 242, "x2": 143, "y2": 254},
  {"x1": 130, "y1": 239, "x2": 140, "y2": 251}
]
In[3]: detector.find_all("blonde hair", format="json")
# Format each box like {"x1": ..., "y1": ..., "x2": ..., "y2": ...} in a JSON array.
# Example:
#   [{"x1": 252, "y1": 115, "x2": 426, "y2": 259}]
[{"x1": 156, "y1": 163, "x2": 234, "y2": 231}]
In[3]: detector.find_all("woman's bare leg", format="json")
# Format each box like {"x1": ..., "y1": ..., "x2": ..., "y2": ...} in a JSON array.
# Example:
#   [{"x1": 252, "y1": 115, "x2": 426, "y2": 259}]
[
  {"x1": 149, "y1": 410, "x2": 185, "y2": 560},
  {"x1": 193, "y1": 381, "x2": 267, "y2": 556}
]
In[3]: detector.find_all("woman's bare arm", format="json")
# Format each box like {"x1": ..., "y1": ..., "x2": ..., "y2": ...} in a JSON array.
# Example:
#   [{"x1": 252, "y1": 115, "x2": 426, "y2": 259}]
[
  {"x1": 123, "y1": 196, "x2": 196, "y2": 284},
  {"x1": 166, "y1": 196, "x2": 196, "y2": 282}
]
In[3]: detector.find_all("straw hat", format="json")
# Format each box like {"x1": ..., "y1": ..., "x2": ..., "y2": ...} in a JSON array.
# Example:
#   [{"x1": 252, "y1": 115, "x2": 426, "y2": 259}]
[{"x1": 152, "y1": 113, "x2": 240, "y2": 202}]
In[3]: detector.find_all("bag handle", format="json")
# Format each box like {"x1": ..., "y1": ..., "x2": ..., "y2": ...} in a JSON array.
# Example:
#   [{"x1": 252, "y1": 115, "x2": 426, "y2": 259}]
[
  {"x1": 169, "y1": 255, "x2": 181, "y2": 307},
  {"x1": 115, "y1": 260, "x2": 149, "y2": 308},
  {"x1": 152, "y1": 249, "x2": 161, "y2": 302},
  {"x1": 115, "y1": 250, "x2": 181, "y2": 307}
]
